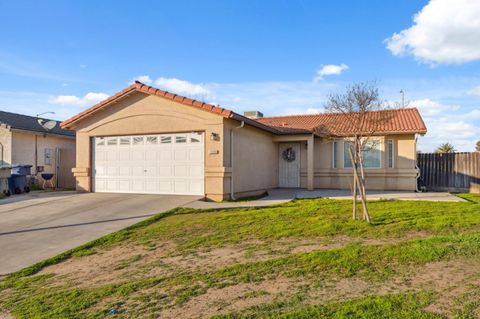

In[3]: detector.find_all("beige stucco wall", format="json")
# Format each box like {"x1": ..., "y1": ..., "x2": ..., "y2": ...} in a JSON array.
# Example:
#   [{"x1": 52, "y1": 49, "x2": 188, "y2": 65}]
[
  {"x1": 69, "y1": 92, "x2": 227, "y2": 201},
  {"x1": 298, "y1": 134, "x2": 418, "y2": 191},
  {"x1": 224, "y1": 119, "x2": 278, "y2": 198},
  {"x1": 0, "y1": 125, "x2": 13, "y2": 166},
  {"x1": 11, "y1": 131, "x2": 75, "y2": 180}
]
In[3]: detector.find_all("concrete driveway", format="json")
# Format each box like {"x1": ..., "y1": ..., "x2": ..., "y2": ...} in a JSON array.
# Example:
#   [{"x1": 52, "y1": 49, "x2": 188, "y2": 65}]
[{"x1": 0, "y1": 191, "x2": 200, "y2": 275}]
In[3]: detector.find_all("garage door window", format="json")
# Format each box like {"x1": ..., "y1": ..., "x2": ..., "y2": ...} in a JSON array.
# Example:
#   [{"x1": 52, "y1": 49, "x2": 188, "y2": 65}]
[
  {"x1": 146, "y1": 136, "x2": 158, "y2": 144},
  {"x1": 96, "y1": 138, "x2": 105, "y2": 146},
  {"x1": 175, "y1": 135, "x2": 187, "y2": 143},
  {"x1": 190, "y1": 133, "x2": 202, "y2": 143},
  {"x1": 161, "y1": 136, "x2": 172, "y2": 144},
  {"x1": 133, "y1": 136, "x2": 144, "y2": 145},
  {"x1": 119, "y1": 137, "x2": 130, "y2": 145},
  {"x1": 107, "y1": 138, "x2": 117, "y2": 146}
]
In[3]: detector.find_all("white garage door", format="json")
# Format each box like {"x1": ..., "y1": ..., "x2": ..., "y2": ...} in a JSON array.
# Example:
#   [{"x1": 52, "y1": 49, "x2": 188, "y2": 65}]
[{"x1": 93, "y1": 132, "x2": 204, "y2": 195}]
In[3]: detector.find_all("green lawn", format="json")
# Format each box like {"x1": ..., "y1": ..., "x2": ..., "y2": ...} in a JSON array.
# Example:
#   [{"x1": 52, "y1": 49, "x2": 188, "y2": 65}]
[{"x1": 1, "y1": 194, "x2": 480, "y2": 318}]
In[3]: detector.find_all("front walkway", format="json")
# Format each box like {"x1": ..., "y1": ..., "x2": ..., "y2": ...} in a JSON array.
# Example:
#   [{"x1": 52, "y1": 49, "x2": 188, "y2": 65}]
[{"x1": 183, "y1": 188, "x2": 464, "y2": 209}]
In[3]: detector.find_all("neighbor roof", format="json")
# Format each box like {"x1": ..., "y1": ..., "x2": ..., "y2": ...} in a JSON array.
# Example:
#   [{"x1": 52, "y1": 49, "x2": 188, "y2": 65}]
[
  {"x1": 0, "y1": 111, "x2": 75, "y2": 137},
  {"x1": 256, "y1": 108, "x2": 427, "y2": 136},
  {"x1": 61, "y1": 82, "x2": 427, "y2": 136}
]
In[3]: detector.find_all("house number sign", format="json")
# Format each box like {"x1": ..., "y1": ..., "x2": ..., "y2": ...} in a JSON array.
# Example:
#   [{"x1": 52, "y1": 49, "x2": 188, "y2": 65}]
[{"x1": 282, "y1": 147, "x2": 296, "y2": 162}]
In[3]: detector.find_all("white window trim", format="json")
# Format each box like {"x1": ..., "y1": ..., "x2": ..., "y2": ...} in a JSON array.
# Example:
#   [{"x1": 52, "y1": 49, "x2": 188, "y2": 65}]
[
  {"x1": 332, "y1": 140, "x2": 338, "y2": 169},
  {"x1": 342, "y1": 138, "x2": 383, "y2": 169}
]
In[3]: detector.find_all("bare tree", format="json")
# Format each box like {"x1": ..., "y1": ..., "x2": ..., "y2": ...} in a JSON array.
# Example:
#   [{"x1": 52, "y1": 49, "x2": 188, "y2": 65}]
[{"x1": 324, "y1": 82, "x2": 391, "y2": 222}]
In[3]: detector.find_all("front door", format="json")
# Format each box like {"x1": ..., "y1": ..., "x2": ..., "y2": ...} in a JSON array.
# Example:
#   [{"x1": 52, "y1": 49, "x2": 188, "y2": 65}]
[{"x1": 278, "y1": 143, "x2": 300, "y2": 188}]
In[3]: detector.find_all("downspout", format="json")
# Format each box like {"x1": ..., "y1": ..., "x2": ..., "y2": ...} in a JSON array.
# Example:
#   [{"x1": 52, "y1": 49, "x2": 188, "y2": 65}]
[
  {"x1": 414, "y1": 135, "x2": 421, "y2": 192},
  {"x1": 230, "y1": 121, "x2": 245, "y2": 200}
]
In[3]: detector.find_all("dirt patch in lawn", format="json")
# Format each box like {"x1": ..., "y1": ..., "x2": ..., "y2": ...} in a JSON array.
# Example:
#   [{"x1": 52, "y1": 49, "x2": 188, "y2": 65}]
[
  {"x1": 415, "y1": 259, "x2": 480, "y2": 316},
  {"x1": 153, "y1": 277, "x2": 299, "y2": 319},
  {"x1": 39, "y1": 231, "x2": 435, "y2": 290},
  {"x1": 0, "y1": 309, "x2": 13, "y2": 319}
]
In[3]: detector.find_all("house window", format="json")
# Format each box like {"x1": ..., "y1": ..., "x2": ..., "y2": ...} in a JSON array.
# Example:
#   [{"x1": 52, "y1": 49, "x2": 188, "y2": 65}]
[
  {"x1": 387, "y1": 140, "x2": 394, "y2": 168},
  {"x1": 44, "y1": 148, "x2": 53, "y2": 165},
  {"x1": 332, "y1": 141, "x2": 338, "y2": 168},
  {"x1": 344, "y1": 140, "x2": 381, "y2": 169}
]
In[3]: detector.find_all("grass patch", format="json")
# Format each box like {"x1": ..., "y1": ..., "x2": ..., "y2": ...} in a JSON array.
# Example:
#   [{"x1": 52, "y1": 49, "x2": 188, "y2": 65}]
[
  {"x1": 454, "y1": 193, "x2": 480, "y2": 204},
  {"x1": 1, "y1": 195, "x2": 479, "y2": 318},
  {"x1": 213, "y1": 292, "x2": 441, "y2": 319}
]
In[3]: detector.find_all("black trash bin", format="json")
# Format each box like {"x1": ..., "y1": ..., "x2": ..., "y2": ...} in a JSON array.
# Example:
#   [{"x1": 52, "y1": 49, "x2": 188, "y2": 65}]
[{"x1": 8, "y1": 165, "x2": 32, "y2": 194}]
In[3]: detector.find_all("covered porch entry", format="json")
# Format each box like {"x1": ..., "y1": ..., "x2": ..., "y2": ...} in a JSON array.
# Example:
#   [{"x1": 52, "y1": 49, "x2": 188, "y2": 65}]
[{"x1": 274, "y1": 134, "x2": 315, "y2": 190}]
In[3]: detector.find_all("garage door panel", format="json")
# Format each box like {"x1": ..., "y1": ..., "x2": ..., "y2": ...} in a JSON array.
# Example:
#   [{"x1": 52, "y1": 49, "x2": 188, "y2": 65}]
[
  {"x1": 132, "y1": 151, "x2": 144, "y2": 161},
  {"x1": 174, "y1": 165, "x2": 187, "y2": 177},
  {"x1": 106, "y1": 166, "x2": 117, "y2": 176},
  {"x1": 119, "y1": 166, "x2": 130, "y2": 176},
  {"x1": 158, "y1": 165, "x2": 172, "y2": 177},
  {"x1": 145, "y1": 151, "x2": 157, "y2": 161},
  {"x1": 159, "y1": 151, "x2": 172, "y2": 161},
  {"x1": 174, "y1": 150, "x2": 188, "y2": 161},
  {"x1": 159, "y1": 180, "x2": 173, "y2": 192},
  {"x1": 118, "y1": 180, "x2": 130, "y2": 191},
  {"x1": 107, "y1": 151, "x2": 117, "y2": 161},
  {"x1": 189, "y1": 165, "x2": 203, "y2": 177},
  {"x1": 93, "y1": 133, "x2": 204, "y2": 195},
  {"x1": 119, "y1": 151, "x2": 130, "y2": 161},
  {"x1": 189, "y1": 149, "x2": 202, "y2": 161}
]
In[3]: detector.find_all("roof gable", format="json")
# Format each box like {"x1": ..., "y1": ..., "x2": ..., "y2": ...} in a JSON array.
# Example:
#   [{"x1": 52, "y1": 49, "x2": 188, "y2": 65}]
[{"x1": 61, "y1": 81, "x2": 233, "y2": 128}]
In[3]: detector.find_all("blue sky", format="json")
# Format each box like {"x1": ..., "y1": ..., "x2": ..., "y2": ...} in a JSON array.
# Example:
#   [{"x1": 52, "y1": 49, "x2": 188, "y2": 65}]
[{"x1": 0, "y1": 0, "x2": 479, "y2": 151}]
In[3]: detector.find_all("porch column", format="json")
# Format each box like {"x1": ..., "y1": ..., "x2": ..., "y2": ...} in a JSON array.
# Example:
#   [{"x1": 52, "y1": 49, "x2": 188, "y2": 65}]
[{"x1": 307, "y1": 134, "x2": 314, "y2": 190}]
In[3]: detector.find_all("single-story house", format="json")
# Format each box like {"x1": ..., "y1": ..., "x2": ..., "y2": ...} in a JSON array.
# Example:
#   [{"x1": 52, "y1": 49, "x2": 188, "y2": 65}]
[
  {"x1": 61, "y1": 81, "x2": 427, "y2": 201},
  {"x1": 0, "y1": 111, "x2": 76, "y2": 188}
]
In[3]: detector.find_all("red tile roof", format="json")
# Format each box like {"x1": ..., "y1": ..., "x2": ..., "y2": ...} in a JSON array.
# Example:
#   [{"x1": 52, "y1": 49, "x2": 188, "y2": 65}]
[
  {"x1": 61, "y1": 81, "x2": 234, "y2": 128},
  {"x1": 256, "y1": 108, "x2": 427, "y2": 136},
  {"x1": 61, "y1": 82, "x2": 427, "y2": 136}
]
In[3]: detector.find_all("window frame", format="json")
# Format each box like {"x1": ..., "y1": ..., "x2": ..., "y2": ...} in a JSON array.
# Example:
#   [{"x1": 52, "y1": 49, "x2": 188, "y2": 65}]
[
  {"x1": 332, "y1": 141, "x2": 338, "y2": 169},
  {"x1": 387, "y1": 139, "x2": 394, "y2": 168},
  {"x1": 342, "y1": 139, "x2": 382, "y2": 169}
]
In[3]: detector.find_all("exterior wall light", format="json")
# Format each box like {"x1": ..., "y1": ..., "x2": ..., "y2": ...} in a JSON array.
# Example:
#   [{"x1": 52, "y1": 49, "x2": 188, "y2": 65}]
[{"x1": 210, "y1": 132, "x2": 220, "y2": 141}]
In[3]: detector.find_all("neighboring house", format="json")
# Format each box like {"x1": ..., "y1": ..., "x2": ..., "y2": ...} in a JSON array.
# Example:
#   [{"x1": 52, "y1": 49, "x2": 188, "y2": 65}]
[
  {"x1": 0, "y1": 111, "x2": 76, "y2": 188},
  {"x1": 61, "y1": 81, "x2": 427, "y2": 201}
]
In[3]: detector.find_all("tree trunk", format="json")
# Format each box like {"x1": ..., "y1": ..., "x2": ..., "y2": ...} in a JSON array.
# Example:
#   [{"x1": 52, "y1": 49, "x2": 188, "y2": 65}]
[
  {"x1": 349, "y1": 145, "x2": 357, "y2": 220},
  {"x1": 358, "y1": 154, "x2": 371, "y2": 222}
]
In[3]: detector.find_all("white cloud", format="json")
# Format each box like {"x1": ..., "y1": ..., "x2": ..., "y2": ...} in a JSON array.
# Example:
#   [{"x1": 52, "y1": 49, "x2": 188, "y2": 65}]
[
  {"x1": 314, "y1": 64, "x2": 349, "y2": 81},
  {"x1": 154, "y1": 77, "x2": 210, "y2": 97},
  {"x1": 411, "y1": 98, "x2": 460, "y2": 116},
  {"x1": 50, "y1": 92, "x2": 109, "y2": 106},
  {"x1": 468, "y1": 85, "x2": 480, "y2": 96},
  {"x1": 131, "y1": 75, "x2": 153, "y2": 85},
  {"x1": 385, "y1": 0, "x2": 480, "y2": 64}
]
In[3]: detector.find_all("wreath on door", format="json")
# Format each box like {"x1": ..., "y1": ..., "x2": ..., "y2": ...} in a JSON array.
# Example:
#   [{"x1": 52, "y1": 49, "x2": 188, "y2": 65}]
[{"x1": 282, "y1": 147, "x2": 296, "y2": 162}]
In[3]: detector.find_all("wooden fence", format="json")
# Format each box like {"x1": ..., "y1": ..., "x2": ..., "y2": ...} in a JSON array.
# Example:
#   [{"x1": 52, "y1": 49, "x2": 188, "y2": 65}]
[
  {"x1": 55, "y1": 148, "x2": 76, "y2": 189},
  {"x1": 417, "y1": 152, "x2": 480, "y2": 193}
]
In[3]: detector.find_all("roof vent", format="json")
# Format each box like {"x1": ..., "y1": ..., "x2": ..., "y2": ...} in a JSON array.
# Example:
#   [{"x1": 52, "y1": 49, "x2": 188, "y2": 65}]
[{"x1": 243, "y1": 110, "x2": 264, "y2": 119}]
